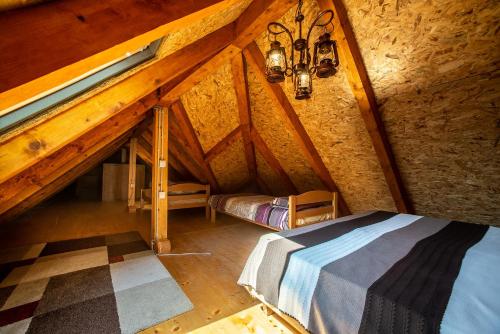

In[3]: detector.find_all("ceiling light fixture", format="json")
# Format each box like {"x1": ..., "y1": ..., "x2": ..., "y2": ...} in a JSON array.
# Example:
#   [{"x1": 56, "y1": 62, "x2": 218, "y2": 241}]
[{"x1": 265, "y1": 0, "x2": 339, "y2": 100}]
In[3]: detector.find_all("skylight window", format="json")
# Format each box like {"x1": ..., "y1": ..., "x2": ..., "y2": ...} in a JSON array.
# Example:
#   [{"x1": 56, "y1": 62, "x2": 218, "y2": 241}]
[{"x1": 0, "y1": 38, "x2": 162, "y2": 134}]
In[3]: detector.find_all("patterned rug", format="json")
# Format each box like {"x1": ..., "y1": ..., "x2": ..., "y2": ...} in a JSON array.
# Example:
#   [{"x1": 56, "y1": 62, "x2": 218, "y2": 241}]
[{"x1": 0, "y1": 231, "x2": 193, "y2": 333}]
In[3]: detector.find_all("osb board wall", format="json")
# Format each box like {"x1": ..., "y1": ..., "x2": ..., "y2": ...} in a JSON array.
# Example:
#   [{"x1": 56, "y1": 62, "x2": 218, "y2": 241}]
[
  {"x1": 210, "y1": 137, "x2": 250, "y2": 192},
  {"x1": 253, "y1": 0, "x2": 395, "y2": 212},
  {"x1": 247, "y1": 65, "x2": 325, "y2": 194},
  {"x1": 157, "y1": 0, "x2": 252, "y2": 58},
  {"x1": 181, "y1": 62, "x2": 240, "y2": 152},
  {"x1": 343, "y1": 0, "x2": 500, "y2": 224},
  {"x1": 255, "y1": 152, "x2": 289, "y2": 196}
]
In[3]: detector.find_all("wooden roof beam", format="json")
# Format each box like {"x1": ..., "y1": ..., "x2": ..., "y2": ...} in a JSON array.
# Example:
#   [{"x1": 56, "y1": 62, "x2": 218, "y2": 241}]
[
  {"x1": 0, "y1": 0, "x2": 237, "y2": 111},
  {"x1": 204, "y1": 126, "x2": 242, "y2": 163},
  {"x1": 171, "y1": 101, "x2": 219, "y2": 191},
  {"x1": 169, "y1": 136, "x2": 207, "y2": 183},
  {"x1": 0, "y1": 24, "x2": 234, "y2": 185},
  {"x1": 1, "y1": 132, "x2": 130, "y2": 222},
  {"x1": 0, "y1": 95, "x2": 153, "y2": 216},
  {"x1": 232, "y1": 53, "x2": 257, "y2": 180},
  {"x1": 251, "y1": 127, "x2": 297, "y2": 194},
  {"x1": 244, "y1": 42, "x2": 350, "y2": 215},
  {"x1": 317, "y1": 0, "x2": 412, "y2": 213}
]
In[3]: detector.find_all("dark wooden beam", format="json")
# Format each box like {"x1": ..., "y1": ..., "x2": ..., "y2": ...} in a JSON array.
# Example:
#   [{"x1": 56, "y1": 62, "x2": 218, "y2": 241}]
[
  {"x1": 169, "y1": 136, "x2": 207, "y2": 183},
  {"x1": 250, "y1": 127, "x2": 297, "y2": 194},
  {"x1": 232, "y1": 53, "x2": 257, "y2": 180},
  {"x1": 244, "y1": 42, "x2": 350, "y2": 215},
  {"x1": 171, "y1": 100, "x2": 219, "y2": 191},
  {"x1": 204, "y1": 126, "x2": 242, "y2": 162},
  {"x1": 317, "y1": 0, "x2": 412, "y2": 213},
  {"x1": 0, "y1": 0, "x2": 231, "y2": 110},
  {"x1": 233, "y1": 0, "x2": 296, "y2": 49}
]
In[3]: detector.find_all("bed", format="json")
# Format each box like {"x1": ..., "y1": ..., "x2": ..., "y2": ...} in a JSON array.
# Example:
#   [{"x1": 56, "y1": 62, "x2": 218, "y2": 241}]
[
  {"x1": 140, "y1": 182, "x2": 210, "y2": 220},
  {"x1": 209, "y1": 190, "x2": 338, "y2": 230},
  {"x1": 239, "y1": 211, "x2": 500, "y2": 334}
]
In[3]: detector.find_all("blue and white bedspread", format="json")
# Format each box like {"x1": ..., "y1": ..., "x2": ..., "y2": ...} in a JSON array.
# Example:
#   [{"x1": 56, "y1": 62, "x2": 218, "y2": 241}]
[{"x1": 238, "y1": 211, "x2": 500, "y2": 334}]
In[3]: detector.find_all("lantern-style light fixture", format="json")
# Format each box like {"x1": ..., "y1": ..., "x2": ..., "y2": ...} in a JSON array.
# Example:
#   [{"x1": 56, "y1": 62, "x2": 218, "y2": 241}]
[{"x1": 265, "y1": 0, "x2": 339, "y2": 100}]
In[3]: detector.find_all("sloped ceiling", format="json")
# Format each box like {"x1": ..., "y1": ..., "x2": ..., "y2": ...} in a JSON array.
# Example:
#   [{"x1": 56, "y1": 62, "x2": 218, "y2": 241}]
[{"x1": 175, "y1": 0, "x2": 499, "y2": 225}]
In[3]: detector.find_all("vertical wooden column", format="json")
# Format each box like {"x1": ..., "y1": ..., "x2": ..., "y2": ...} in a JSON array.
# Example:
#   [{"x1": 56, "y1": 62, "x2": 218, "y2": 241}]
[
  {"x1": 127, "y1": 138, "x2": 138, "y2": 212},
  {"x1": 151, "y1": 105, "x2": 171, "y2": 253}
]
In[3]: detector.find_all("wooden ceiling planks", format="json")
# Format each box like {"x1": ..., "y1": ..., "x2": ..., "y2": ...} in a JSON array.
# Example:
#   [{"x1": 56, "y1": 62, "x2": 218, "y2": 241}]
[
  {"x1": 0, "y1": 0, "x2": 238, "y2": 111},
  {"x1": 244, "y1": 42, "x2": 350, "y2": 215},
  {"x1": 317, "y1": 0, "x2": 412, "y2": 214}
]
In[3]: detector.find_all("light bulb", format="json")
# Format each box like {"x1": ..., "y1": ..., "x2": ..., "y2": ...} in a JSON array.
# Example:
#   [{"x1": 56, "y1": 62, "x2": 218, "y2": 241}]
[{"x1": 298, "y1": 71, "x2": 309, "y2": 88}]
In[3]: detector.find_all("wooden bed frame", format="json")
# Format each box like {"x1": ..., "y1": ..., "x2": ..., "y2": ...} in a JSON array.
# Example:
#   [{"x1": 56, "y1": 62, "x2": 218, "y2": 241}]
[
  {"x1": 140, "y1": 182, "x2": 211, "y2": 220},
  {"x1": 210, "y1": 190, "x2": 338, "y2": 230}
]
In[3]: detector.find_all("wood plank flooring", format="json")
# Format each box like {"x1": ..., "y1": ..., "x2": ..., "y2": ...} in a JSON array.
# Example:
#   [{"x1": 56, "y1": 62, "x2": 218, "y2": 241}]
[{"x1": 0, "y1": 199, "x2": 294, "y2": 333}]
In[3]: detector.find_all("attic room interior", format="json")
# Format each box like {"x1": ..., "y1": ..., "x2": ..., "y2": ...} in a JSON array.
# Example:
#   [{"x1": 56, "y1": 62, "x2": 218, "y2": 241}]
[{"x1": 0, "y1": 0, "x2": 498, "y2": 333}]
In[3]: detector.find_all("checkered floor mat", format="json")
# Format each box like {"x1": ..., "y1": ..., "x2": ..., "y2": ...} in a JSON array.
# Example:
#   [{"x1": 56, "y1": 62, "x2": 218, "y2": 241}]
[{"x1": 0, "y1": 232, "x2": 192, "y2": 333}]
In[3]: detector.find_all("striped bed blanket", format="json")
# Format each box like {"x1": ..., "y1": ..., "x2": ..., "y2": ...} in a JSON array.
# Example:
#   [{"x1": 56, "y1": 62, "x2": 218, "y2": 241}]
[
  {"x1": 239, "y1": 211, "x2": 500, "y2": 334},
  {"x1": 209, "y1": 194, "x2": 331, "y2": 230}
]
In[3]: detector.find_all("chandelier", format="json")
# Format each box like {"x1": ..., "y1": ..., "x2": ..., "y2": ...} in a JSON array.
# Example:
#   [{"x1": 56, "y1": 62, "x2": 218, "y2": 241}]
[{"x1": 265, "y1": 0, "x2": 339, "y2": 100}]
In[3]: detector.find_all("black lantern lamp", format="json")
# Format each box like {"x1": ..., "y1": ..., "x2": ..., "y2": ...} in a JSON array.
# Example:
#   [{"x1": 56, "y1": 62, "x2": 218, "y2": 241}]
[
  {"x1": 313, "y1": 32, "x2": 339, "y2": 78},
  {"x1": 294, "y1": 62, "x2": 312, "y2": 99},
  {"x1": 265, "y1": 40, "x2": 287, "y2": 83},
  {"x1": 265, "y1": 0, "x2": 340, "y2": 99}
]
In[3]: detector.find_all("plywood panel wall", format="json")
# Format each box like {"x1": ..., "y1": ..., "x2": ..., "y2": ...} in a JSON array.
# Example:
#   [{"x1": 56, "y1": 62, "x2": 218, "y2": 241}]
[{"x1": 342, "y1": 0, "x2": 500, "y2": 224}]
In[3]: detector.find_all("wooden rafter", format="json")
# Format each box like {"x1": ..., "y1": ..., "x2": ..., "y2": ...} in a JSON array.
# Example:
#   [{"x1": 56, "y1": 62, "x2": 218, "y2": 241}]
[
  {"x1": 232, "y1": 0, "x2": 296, "y2": 49},
  {"x1": 136, "y1": 140, "x2": 152, "y2": 166},
  {"x1": 251, "y1": 127, "x2": 297, "y2": 194},
  {"x1": 171, "y1": 101, "x2": 219, "y2": 191},
  {"x1": 169, "y1": 136, "x2": 207, "y2": 183},
  {"x1": 317, "y1": 0, "x2": 412, "y2": 213},
  {"x1": 2, "y1": 132, "x2": 130, "y2": 222},
  {"x1": 204, "y1": 126, "x2": 242, "y2": 162},
  {"x1": 0, "y1": 0, "x2": 237, "y2": 112},
  {"x1": 161, "y1": 46, "x2": 241, "y2": 105},
  {"x1": 232, "y1": 53, "x2": 257, "y2": 180},
  {"x1": 0, "y1": 96, "x2": 151, "y2": 217},
  {"x1": 168, "y1": 154, "x2": 191, "y2": 180},
  {"x1": 244, "y1": 42, "x2": 350, "y2": 215},
  {"x1": 0, "y1": 24, "x2": 234, "y2": 185}
]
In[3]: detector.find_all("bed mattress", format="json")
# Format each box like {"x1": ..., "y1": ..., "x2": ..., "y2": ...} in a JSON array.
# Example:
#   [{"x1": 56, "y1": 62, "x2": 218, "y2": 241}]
[{"x1": 239, "y1": 211, "x2": 500, "y2": 334}]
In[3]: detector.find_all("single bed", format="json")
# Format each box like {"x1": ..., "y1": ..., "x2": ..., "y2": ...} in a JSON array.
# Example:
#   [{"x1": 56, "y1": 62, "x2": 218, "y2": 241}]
[
  {"x1": 238, "y1": 211, "x2": 500, "y2": 334},
  {"x1": 209, "y1": 190, "x2": 338, "y2": 230},
  {"x1": 140, "y1": 182, "x2": 210, "y2": 220}
]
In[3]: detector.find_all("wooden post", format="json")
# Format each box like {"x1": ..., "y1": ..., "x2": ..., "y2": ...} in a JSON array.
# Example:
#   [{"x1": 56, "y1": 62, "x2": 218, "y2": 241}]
[
  {"x1": 152, "y1": 105, "x2": 171, "y2": 253},
  {"x1": 205, "y1": 184, "x2": 211, "y2": 221},
  {"x1": 288, "y1": 195, "x2": 297, "y2": 229},
  {"x1": 127, "y1": 138, "x2": 137, "y2": 212},
  {"x1": 210, "y1": 208, "x2": 216, "y2": 224},
  {"x1": 332, "y1": 192, "x2": 338, "y2": 219}
]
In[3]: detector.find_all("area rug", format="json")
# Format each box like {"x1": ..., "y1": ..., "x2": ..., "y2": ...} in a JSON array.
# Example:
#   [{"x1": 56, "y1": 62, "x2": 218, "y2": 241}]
[{"x1": 0, "y1": 231, "x2": 193, "y2": 333}]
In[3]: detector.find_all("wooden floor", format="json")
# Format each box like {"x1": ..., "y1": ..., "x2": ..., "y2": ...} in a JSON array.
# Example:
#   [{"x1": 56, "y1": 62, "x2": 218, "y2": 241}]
[{"x1": 0, "y1": 199, "x2": 295, "y2": 333}]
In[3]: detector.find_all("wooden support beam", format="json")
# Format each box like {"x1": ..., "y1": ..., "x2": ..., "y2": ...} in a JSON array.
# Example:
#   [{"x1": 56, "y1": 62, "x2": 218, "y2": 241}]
[
  {"x1": 232, "y1": 0, "x2": 296, "y2": 49},
  {"x1": 169, "y1": 136, "x2": 207, "y2": 183},
  {"x1": 250, "y1": 127, "x2": 297, "y2": 194},
  {"x1": 136, "y1": 140, "x2": 152, "y2": 166},
  {"x1": 0, "y1": 95, "x2": 153, "y2": 217},
  {"x1": 204, "y1": 126, "x2": 242, "y2": 162},
  {"x1": 1, "y1": 133, "x2": 130, "y2": 222},
  {"x1": 127, "y1": 138, "x2": 137, "y2": 212},
  {"x1": 151, "y1": 105, "x2": 170, "y2": 254},
  {"x1": 168, "y1": 154, "x2": 191, "y2": 180},
  {"x1": 244, "y1": 42, "x2": 350, "y2": 215},
  {"x1": 171, "y1": 101, "x2": 219, "y2": 192},
  {"x1": 0, "y1": 23, "x2": 234, "y2": 185},
  {"x1": 161, "y1": 45, "x2": 241, "y2": 105},
  {"x1": 232, "y1": 53, "x2": 257, "y2": 180},
  {"x1": 317, "y1": 0, "x2": 412, "y2": 213},
  {"x1": 0, "y1": 0, "x2": 235, "y2": 112}
]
